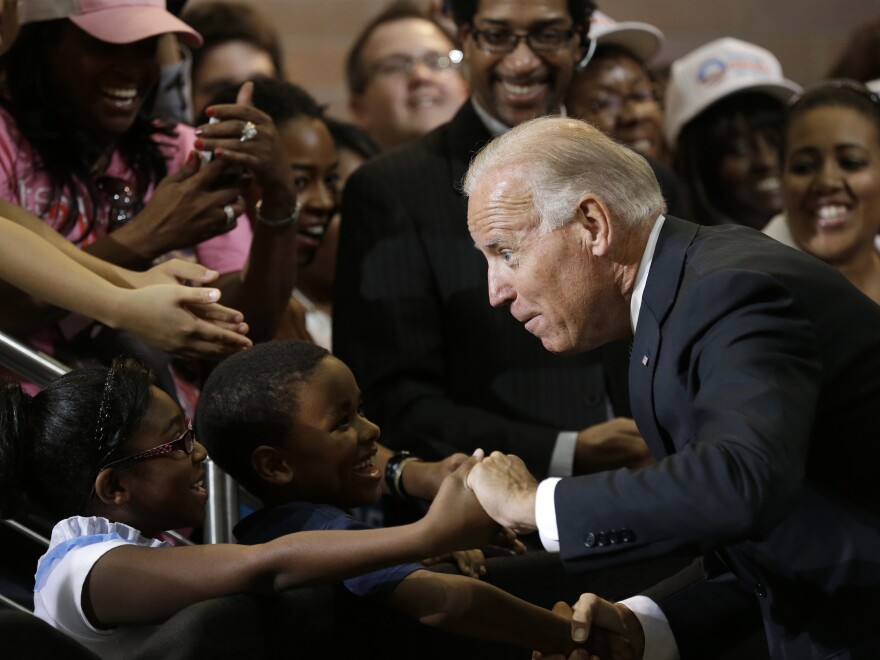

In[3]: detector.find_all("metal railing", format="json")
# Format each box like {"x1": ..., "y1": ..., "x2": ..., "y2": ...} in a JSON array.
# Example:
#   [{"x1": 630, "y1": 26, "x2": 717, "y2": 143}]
[{"x1": 0, "y1": 330, "x2": 239, "y2": 544}]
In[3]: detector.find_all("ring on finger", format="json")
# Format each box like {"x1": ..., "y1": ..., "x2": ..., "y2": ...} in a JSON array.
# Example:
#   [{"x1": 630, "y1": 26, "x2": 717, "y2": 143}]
[
  {"x1": 240, "y1": 120, "x2": 257, "y2": 142},
  {"x1": 223, "y1": 204, "x2": 236, "y2": 227}
]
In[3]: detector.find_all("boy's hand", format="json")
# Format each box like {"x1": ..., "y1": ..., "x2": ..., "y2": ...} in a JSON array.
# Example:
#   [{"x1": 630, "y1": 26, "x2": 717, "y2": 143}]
[
  {"x1": 401, "y1": 452, "x2": 469, "y2": 500},
  {"x1": 422, "y1": 549, "x2": 487, "y2": 579},
  {"x1": 488, "y1": 527, "x2": 528, "y2": 556},
  {"x1": 421, "y1": 452, "x2": 499, "y2": 554},
  {"x1": 532, "y1": 599, "x2": 638, "y2": 660}
]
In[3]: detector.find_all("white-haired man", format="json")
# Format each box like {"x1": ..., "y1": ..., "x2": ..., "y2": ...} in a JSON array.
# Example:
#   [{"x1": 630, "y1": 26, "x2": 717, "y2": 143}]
[{"x1": 465, "y1": 116, "x2": 880, "y2": 659}]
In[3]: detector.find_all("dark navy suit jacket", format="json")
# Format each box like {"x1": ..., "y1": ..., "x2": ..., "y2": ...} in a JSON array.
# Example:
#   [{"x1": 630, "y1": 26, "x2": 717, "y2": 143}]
[{"x1": 555, "y1": 217, "x2": 880, "y2": 658}]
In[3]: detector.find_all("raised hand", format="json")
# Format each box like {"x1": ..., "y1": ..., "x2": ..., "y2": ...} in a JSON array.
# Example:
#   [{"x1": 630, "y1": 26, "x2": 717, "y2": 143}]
[
  {"x1": 195, "y1": 81, "x2": 296, "y2": 220},
  {"x1": 117, "y1": 150, "x2": 246, "y2": 259}
]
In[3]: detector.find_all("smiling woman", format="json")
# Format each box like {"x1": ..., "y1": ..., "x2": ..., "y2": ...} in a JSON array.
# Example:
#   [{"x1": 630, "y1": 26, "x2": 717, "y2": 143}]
[
  {"x1": 0, "y1": 0, "x2": 302, "y2": 408},
  {"x1": 202, "y1": 77, "x2": 342, "y2": 344},
  {"x1": 764, "y1": 80, "x2": 880, "y2": 304},
  {"x1": 665, "y1": 38, "x2": 801, "y2": 230}
]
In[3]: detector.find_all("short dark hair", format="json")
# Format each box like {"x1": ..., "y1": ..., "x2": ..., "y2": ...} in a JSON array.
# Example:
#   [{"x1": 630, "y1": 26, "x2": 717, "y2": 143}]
[
  {"x1": 0, "y1": 358, "x2": 153, "y2": 521},
  {"x1": 196, "y1": 341, "x2": 330, "y2": 497},
  {"x1": 182, "y1": 1, "x2": 285, "y2": 80},
  {"x1": 346, "y1": 0, "x2": 456, "y2": 94},
  {"x1": 448, "y1": 0, "x2": 595, "y2": 35},
  {"x1": 784, "y1": 79, "x2": 880, "y2": 150},
  {"x1": 324, "y1": 117, "x2": 380, "y2": 161},
  {"x1": 197, "y1": 76, "x2": 324, "y2": 128}
]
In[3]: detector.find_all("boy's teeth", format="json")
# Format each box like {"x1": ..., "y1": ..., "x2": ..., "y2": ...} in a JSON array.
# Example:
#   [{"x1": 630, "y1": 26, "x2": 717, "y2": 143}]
[
  {"x1": 301, "y1": 225, "x2": 326, "y2": 237},
  {"x1": 102, "y1": 87, "x2": 137, "y2": 100}
]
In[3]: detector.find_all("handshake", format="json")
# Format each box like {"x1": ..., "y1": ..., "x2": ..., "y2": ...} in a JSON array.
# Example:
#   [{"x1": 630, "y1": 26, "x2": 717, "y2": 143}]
[{"x1": 427, "y1": 448, "x2": 648, "y2": 660}]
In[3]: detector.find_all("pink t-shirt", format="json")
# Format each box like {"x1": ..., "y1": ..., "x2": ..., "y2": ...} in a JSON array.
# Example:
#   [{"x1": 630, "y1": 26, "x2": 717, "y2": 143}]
[
  {"x1": 0, "y1": 108, "x2": 254, "y2": 400},
  {"x1": 0, "y1": 106, "x2": 252, "y2": 274}
]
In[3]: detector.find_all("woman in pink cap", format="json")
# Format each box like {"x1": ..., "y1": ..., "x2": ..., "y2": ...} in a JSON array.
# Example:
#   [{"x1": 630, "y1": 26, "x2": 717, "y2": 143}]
[{"x1": 0, "y1": 1, "x2": 299, "y2": 409}]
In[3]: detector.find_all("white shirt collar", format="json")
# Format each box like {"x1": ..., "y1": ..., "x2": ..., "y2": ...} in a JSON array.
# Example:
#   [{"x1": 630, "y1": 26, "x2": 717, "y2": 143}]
[
  {"x1": 470, "y1": 96, "x2": 568, "y2": 137},
  {"x1": 630, "y1": 215, "x2": 665, "y2": 333}
]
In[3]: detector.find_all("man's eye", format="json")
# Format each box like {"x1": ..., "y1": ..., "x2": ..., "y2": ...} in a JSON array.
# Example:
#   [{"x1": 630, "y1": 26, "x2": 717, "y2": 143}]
[
  {"x1": 502, "y1": 250, "x2": 513, "y2": 263},
  {"x1": 483, "y1": 30, "x2": 511, "y2": 45},
  {"x1": 335, "y1": 414, "x2": 350, "y2": 430}
]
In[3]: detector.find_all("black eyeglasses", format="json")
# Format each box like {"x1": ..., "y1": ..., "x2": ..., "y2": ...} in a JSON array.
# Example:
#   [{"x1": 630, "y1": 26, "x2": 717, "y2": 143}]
[
  {"x1": 469, "y1": 26, "x2": 576, "y2": 54},
  {"x1": 95, "y1": 419, "x2": 196, "y2": 475},
  {"x1": 368, "y1": 50, "x2": 463, "y2": 81}
]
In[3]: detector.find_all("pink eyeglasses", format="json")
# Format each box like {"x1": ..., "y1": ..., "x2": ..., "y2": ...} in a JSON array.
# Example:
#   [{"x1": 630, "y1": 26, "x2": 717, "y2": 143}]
[{"x1": 96, "y1": 419, "x2": 196, "y2": 475}]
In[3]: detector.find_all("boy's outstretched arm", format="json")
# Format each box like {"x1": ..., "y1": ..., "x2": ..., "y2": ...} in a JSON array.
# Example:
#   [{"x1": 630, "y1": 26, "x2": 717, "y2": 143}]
[{"x1": 388, "y1": 569, "x2": 577, "y2": 655}]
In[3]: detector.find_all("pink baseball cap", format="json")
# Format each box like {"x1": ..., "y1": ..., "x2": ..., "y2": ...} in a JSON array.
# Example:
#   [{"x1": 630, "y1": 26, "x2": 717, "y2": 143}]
[{"x1": 16, "y1": 0, "x2": 203, "y2": 47}]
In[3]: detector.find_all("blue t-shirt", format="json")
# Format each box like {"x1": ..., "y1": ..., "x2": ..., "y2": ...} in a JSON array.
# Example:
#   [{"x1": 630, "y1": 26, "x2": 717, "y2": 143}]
[{"x1": 234, "y1": 501, "x2": 422, "y2": 600}]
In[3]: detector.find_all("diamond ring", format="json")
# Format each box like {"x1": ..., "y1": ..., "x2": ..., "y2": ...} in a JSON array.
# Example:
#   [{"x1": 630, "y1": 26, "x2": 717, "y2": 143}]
[
  {"x1": 223, "y1": 204, "x2": 236, "y2": 228},
  {"x1": 240, "y1": 120, "x2": 257, "y2": 142}
]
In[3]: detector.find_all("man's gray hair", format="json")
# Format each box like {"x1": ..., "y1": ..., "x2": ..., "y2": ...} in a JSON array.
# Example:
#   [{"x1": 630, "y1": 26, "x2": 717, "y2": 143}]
[{"x1": 463, "y1": 117, "x2": 666, "y2": 231}]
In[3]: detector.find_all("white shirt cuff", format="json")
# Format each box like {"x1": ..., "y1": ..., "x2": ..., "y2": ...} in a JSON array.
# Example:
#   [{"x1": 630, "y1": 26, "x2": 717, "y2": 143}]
[
  {"x1": 619, "y1": 595, "x2": 680, "y2": 660},
  {"x1": 549, "y1": 431, "x2": 577, "y2": 477},
  {"x1": 535, "y1": 477, "x2": 561, "y2": 552}
]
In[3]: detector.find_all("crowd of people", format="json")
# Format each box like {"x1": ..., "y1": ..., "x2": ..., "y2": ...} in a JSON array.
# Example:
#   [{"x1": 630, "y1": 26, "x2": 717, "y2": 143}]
[{"x1": 0, "y1": 0, "x2": 878, "y2": 658}]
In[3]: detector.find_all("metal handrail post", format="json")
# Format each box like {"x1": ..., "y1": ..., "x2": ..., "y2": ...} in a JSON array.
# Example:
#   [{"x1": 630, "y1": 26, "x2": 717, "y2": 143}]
[
  {"x1": 0, "y1": 331, "x2": 69, "y2": 386},
  {"x1": 203, "y1": 458, "x2": 238, "y2": 544}
]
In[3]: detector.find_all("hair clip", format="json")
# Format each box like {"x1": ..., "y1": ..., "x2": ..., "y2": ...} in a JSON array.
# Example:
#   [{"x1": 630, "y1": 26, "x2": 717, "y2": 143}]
[{"x1": 93, "y1": 366, "x2": 117, "y2": 459}]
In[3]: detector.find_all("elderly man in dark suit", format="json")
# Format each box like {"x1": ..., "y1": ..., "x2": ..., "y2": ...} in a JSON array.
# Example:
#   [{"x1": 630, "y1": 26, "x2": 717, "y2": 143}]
[
  {"x1": 464, "y1": 115, "x2": 880, "y2": 659},
  {"x1": 335, "y1": 0, "x2": 683, "y2": 484}
]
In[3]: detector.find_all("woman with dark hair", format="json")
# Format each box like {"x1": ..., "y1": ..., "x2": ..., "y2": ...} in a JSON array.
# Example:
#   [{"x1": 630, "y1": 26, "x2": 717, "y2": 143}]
[
  {"x1": 0, "y1": 358, "x2": 494, "y2": 658},
  {"x1": 764, "y1": 80, "x2": 880, "y2": 304},
  {"x1": 0, "y1": 1, "x2": 299, "y2": 382},
  {"x1": 293, "y1": 118, "x2": 379, "y2": 348},
  {"x1": 665, "y1": 38, "x2": 800, "y2": 229},
  {"x1": 204, "y1": 78, "x2": 343, "y2": 348}
]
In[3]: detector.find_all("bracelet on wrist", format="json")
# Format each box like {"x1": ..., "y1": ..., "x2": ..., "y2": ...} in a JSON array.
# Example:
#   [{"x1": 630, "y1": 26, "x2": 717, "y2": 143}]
[
  {"x1": 255, "y1": 199, "x2": 300, "y2": 228},
  {"x1": 384, "y1": 451, "x2": 423, "y2": 500}
]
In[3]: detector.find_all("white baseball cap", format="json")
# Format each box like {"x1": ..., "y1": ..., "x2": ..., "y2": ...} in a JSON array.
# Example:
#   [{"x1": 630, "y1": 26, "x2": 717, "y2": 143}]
[
  {"x1": 664, "y1": 37, "x2": 800, "y2": 144},
  {"x1": 589, "y1": 10, "x2": 664, "y2": 64}
]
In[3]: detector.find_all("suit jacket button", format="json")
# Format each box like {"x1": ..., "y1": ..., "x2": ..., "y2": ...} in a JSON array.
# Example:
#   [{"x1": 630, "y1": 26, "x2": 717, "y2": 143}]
[
  {"x1": 755, "y1": 583, "x2": 767, "y2": 598},
  {"x1": 608, "y1": 531, "x2": 620, "y2": 544},
  {"x1": 620, "y1": 529, "x2": 635, "y2": 543},
  {"x1": 584, "y1": 533, "x2": 597, "y2": 548},
  {"x1": 596, "y1": 532, "x2": 608, "y2": 547}
]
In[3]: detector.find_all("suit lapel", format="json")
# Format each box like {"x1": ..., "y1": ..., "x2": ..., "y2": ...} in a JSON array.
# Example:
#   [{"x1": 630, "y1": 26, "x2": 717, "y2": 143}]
[
  {"x1": 630, "y1": 217, "x2": 699, "y2": 458},
  {"x1": 443, "y1": 101, "x2": 493, "y2": 198}
]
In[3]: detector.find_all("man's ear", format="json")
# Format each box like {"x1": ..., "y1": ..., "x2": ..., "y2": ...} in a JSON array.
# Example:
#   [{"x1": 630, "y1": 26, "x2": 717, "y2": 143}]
[
  {"x1": 575, "y1": 194, "x2": 613, "y2": 257},
  {"x1": 251, "y1": 445, "x2": 294, "y2": 486},
  {"x1": 93, "y1": 469, "x2": 129, "y2": 507}
]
